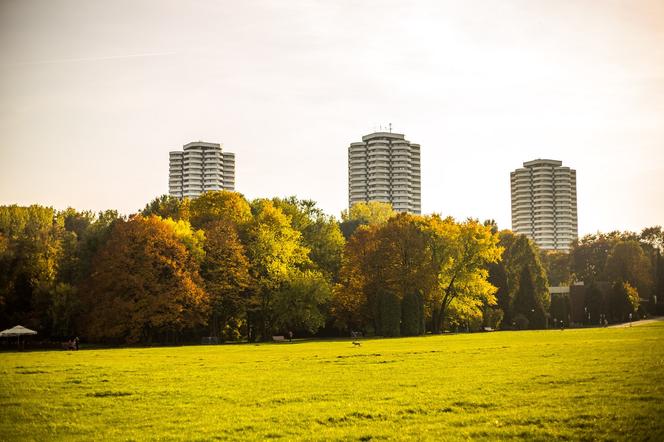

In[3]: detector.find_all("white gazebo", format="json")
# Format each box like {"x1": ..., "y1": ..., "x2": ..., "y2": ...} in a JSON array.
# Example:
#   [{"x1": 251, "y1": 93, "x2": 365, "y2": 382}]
[{"x1": 0, "y1": 325, "x2": 37, "y2": 349}]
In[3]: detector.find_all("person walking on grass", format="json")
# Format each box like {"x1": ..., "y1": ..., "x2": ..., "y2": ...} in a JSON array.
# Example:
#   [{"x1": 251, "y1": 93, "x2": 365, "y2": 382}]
[{"x1": 288, "y1": 331, "x2": 293, "y2": 343}]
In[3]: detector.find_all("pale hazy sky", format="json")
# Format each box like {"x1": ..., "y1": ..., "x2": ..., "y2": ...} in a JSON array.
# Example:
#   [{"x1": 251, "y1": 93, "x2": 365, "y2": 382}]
[{"x1": 1, "y1": 0, "x2": 663, "y2": 235}]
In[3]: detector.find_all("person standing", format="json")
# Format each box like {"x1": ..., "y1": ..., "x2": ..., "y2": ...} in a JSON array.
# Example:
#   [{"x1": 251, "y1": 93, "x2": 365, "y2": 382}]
[{"x1": 74, "y1": 337, "x2": 80, "y2": 350}]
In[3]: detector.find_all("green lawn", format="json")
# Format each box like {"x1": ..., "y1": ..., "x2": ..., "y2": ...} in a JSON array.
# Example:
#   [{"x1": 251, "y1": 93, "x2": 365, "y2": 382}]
[{"x1": 1, "y1": 324, "x2": 663, "y2": 441}]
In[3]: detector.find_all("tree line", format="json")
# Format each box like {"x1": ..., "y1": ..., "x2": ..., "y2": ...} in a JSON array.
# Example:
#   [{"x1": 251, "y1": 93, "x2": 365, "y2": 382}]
[{"x1": 0, "y1": 193, "x2": 661, "y2": 344}]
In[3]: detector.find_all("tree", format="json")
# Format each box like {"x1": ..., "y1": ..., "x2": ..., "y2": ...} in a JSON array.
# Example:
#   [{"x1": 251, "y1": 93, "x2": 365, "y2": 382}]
[
  {"x1": 374, "y1": 214, "x2": 430, "y2": 336},
  {"x1": 641, "y1": 226, "x2": 664, "y2": 310},
  {"x1": 189, "y1": 190, "x2": 252, "y2": 230},
  {"x1": 142, "y1": 195, "x2": 190, "y2": 221},
  {"x1": 333, "y1": 214, "x2": 432, "y2": 336},
  {"x1": 81, "y1": 216, "x2": 209, "y2": 344},
  {"x1": 487, "y1": 260, "x2": 509, "y2": 328},
  {"x1": 550, "y1": 293, "x2": 570, "y2": 326},
  {"x1": 272, "y1": 197, "x2": 345, "y2": 281},
  {"x1": 331, "y1": 225, "x2": 379, "y2": 332},
  {"x1": 245, "y1": 199, "x2": 311, "y2": 340},
  {"x1": 272, "y1": 270, "x2": 331, "y2": 334},
  {"x1": 200, "y1": 220, "x2": 251, "y2": 340},
  {"x1": 608, "y1": 281, "x2": 639, "y2": 322},
  {"x1": 430, "y1": 219, "x2": 502, "y2": 332},
  {"x1": 540, "y1": 250, "x2": 571, "y2": 286},
  {"x1": 584, "y1": 282, "x2": 605, "y2": 324},
  {"x1": 160, "y1": 217, "x2": 205, "y2": 264},
  {"x1": 496, "y1": 232, "x2": 550, "y2": 329},
  {"x1": 339, "y1": 201, "x2": 396, "y2": 239},
  {"x1": 605, "y1": 241, "x2": 653, "y2": 298},
  {"x1": 0, "y1": 205, "x2": 63, "y2": 333},
  {"x1": 570, "y1": 231, "x2": 638, "y2": 283},
  {"x1": 512, "y1": 266, "x2": 547, "y2": 329}
]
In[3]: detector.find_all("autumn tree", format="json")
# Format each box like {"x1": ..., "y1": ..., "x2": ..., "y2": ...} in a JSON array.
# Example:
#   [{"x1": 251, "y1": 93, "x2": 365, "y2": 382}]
[
  {"x1": 142, "y1": 195, "x2": 190, "y2": 221},
  {"x1": 245, "y1": 199, "x2": 321, "y2": 340},
  {"x1": 200, "y1": 220, "x2": 251, "y2": 340},
  {"x1": 429, "y1": 219, "x2": 502, "y2": 332},
  {"x1": 605, "y1": 240, "x2": 653, "y2": 299},
  {"x1": 81, "y1": 216, "x2": 209, "y2": 344},
  {"x1": 334, "y1": 214, "x2": 501, "y2": 335},
  {"x1": 331, "y1": 225, "x2": 379, "y2": 332},
  {"x1": 339, "y1": 201, "x2": 396, "y2": 239},
  {"x1": 608, "y1": 281, "x2": 639, "y2": 322},
  {"x1": 189, "y1": 190, "x2": 252, "y2": 230},
  {"x1": 333, "y1": 214, "x2": 431, "y2": 336},
  {"x1": 378, "y1": 214, "x2": 430, "y2": 335},
  {"x1": 0, "y1": 205, "x2": 63, "y2": 333},
  {"x1": 272, "y1": 197, "x2": 345, "y2": 281}
]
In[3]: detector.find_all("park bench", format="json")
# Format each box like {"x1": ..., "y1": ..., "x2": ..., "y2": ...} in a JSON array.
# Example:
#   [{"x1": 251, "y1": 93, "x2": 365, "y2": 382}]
[{"x1": 272, "y1": 335, "x2": 285, "y2": 342}]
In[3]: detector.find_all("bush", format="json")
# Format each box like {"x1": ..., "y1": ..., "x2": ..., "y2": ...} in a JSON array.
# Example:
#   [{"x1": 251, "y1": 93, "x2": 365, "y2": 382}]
[
  {"x1": 485, "y1": 308, "x2": 504, "y2": 330},
  {"x1": 513, "y1": 313, "x2": 529, "y2": 330}
]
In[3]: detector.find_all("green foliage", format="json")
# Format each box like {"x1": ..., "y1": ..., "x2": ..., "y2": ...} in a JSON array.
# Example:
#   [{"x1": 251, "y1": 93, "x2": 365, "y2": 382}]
[
  {"x1": 340, "y1": 201, "x2": 396, "y2": 238},
  {"x1": 512, "y1": 266, "x2": 547, "y2": 329},
  {"x1": 513, "y1": 313, "x2": 529, "y2": 330},
  {"x1": 539, "y1": 250, "x2": 571, "y2": 286},
  {"x1": 605, "y1": 241, "x2": 653, "y2": 297},
  {"x1": 272, "y1": 197, "x2": 345, "y2": 280},
  {"x1": 341, "y1": 201, "x2": 396, "y2": 225},
  {"x1": 272, "y1": 270, "x2": 331, "y2": 334},
  {"x1": 570, "y1": 231, "x2": 638, "y2": 283},
  {"x1": 375, "y1": 288, "x2": 401, "y2": 337},
  {"x1": 584, "y1": 282, "x2": 606, "y2": 324},
  {"x1": 400, "y1": 292, "x2": 425, "y2": 336},
  {"x1": 141, "y1": 195, "x2": 190, "y2": 221},
  {"x1": 431, "y1": 218, "x2": 502, "y2": 331},
  {"x1": 550, "y1": 293, "x2": 570, "y2": 325},
  {"x1": 200, "y1": 220, "x2": 251, "y2": 339},
  {"x1": 483, "y1": 306, "x2": 503, "y2": 330},
  {"x1": 334, "y1": 214, "x2": 501, "y2": 335},
  {"x1": 159, "y1": 217, "x2": 205, "y2": 263},
  {"x1": 5, "y1": 190, "x2": 660, "y2": 343},
  {"x1": 245, "y1": 199, "x2": 313, "y2": 340},
  {"x1": 570, "y1": 228, "x2": 662, "y2": 317},
  {"x1": 608, "y1": 281, "x2": 640, "y2": 322},
  {"x1": 496, "y1": 231, "x2": 549, "y2": 328},
  {"x1": 0, "y1": 205, "x2": 62, "y2": 332},
  {"x1": 189, "y1": 191, "x2": 252, "y2": 230}
]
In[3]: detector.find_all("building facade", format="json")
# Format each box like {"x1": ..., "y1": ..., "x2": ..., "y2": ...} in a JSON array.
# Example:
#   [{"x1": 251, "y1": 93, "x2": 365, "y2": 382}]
[
  {"x1": 169, "y1": 141, "x2": 235, "y2": 199},
  {"x1": 510, "y1": 159, "x2": 578, "y2": 251},
  {"x1": 348, "y1": 131, "x2": 421, "y2": 214}
]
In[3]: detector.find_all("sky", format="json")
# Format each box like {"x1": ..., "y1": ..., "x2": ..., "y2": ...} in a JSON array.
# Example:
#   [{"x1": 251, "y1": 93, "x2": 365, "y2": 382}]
[{"x1": 1, "y1": 0, "x2": 663, "y2": 235}]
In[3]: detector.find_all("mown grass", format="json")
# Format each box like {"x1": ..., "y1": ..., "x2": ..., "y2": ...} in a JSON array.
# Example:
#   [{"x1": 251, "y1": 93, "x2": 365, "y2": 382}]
[{"x1": 1, "y1": 323, "x2": 663, "y2": 441}]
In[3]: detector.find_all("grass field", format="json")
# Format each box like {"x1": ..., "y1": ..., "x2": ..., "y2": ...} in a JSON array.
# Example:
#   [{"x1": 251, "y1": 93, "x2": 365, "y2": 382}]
[{"x1": 1, "y1": 324, "x2": 663, "y2": 441}]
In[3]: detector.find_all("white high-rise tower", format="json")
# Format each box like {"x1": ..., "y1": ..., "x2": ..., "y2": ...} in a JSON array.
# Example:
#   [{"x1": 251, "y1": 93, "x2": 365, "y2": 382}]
[
  {"x1": 510, "y1": 159, "x2": 578, "y2": 251},
  {"x1": 169, "y1": 141, "x2": 235, "y2": 199},
  {"x1": 348, "y1": 131, "x2": 421, "y2": 214}
]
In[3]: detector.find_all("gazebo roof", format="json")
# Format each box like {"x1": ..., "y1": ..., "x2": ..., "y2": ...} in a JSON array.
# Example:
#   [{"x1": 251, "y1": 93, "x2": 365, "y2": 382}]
[{"x1": 0, "y1": 325, "x2": 38, "y2": 337}]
